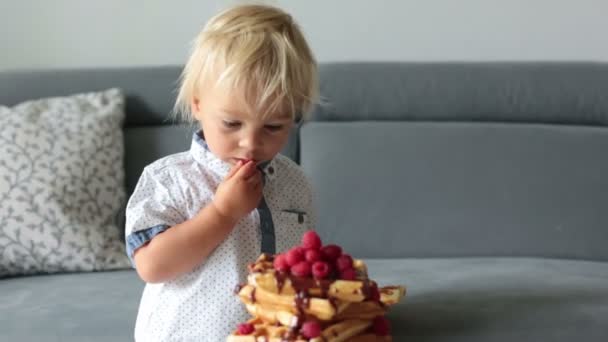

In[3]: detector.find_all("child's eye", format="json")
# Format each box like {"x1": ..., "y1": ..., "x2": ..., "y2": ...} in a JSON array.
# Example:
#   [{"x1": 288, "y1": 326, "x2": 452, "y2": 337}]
[
  {"x1": 265, "y1": 124, "x2": 284, "y2": 132},
  {"x1": 222, "y1": 120, "x2": 241, "y2": 128}
]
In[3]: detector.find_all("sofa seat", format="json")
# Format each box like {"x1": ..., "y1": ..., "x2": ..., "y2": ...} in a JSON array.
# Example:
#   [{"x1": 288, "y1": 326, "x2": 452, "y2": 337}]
[
  {"x1": 1, "y1": 258, "x2": 607, "y2": 341},
  {"x1": 369, "y1": 258, "x2": 608, "y2": 341},
  {"x1": 0, "y1": 270, "x2": 144, "y2": 341}
]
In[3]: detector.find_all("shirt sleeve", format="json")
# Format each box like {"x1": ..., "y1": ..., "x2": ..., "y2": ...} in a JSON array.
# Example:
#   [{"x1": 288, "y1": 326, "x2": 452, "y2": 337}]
[{"x1": 124, "y1": 167, "x2": 187, "y2": 266}]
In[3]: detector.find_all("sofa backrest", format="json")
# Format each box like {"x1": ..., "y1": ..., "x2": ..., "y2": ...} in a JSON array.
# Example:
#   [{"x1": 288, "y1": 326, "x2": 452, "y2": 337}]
[
  {"x1": 302, "y1": 63, "x2": 608, "y2": 260},
  {"x1": 2, "y1": 63, "x2": 608, "y2": 261}
]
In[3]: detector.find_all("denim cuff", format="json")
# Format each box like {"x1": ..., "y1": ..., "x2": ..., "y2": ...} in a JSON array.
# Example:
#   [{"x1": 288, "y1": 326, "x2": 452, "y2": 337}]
[{"x1": 125, "y1": 224, "x2": 170, "y2": 267}]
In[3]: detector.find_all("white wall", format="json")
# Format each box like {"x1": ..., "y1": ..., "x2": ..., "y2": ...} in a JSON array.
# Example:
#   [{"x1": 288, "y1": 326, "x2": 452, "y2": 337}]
[{"x1": 1, "y1": 0, "x2": 607, "y2": 71}]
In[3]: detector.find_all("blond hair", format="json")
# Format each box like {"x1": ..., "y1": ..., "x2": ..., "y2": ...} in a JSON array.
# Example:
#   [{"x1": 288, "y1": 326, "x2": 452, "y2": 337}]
[{"x1": 174, "y1": 4, "x2": 318, "y2": 123}]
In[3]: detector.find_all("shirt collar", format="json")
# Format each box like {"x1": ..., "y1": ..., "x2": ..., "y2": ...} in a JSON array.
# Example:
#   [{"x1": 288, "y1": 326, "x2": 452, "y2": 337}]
[{"x1": 189, "y1": 130, "x2": 278, "y2": 181}]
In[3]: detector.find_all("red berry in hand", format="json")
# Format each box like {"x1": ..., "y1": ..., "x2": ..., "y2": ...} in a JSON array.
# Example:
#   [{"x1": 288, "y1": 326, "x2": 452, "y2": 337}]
[
  {"x1": 336, "y1": 254, "x2": 353, "y2": 271},
  {"x1": 372, "y1": 316, "x2": 391, "y2": 336},
  {"x1": 340, "y1": 268, "x2": 357, "y2": 280},
  {"x1": 291, "y1": 261, "x2": 312, "y2": 277},
  {"x1": 237, "y1": 323, "x2": 255, "y2": 335},
  {"x1": 302, "y1": 230, "x2": 322, "y2": 250},
  {"x1": 286, "y1": 247, "x2": 304, "y2": 266},
  {"x1": 321, "y1": 244, "x2": 342, "y2": 261},
  {"x1": 305, "y1": 249, "x2": 322, "y2": 263},
  {"x1": 273, "y1": 254, "x2": 289, "y2": 272},
  {"x1": 312, "y1": 261, "x2": 331, "y2": 279},
  {"x1": 301, "y1": 321, "x2": 322, "y2": 338}
]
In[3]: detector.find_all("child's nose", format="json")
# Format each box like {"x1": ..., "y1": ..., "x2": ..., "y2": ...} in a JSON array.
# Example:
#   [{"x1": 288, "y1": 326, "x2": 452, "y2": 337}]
[{"x1": 239, "y1": 132, "x2": 263, "y2": 150}]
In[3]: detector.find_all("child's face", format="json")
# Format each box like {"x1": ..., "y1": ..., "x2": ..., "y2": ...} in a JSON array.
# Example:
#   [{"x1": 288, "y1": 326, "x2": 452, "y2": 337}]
[{"x1": 192, "y1": 85, "x2": 294, "y2": 166}]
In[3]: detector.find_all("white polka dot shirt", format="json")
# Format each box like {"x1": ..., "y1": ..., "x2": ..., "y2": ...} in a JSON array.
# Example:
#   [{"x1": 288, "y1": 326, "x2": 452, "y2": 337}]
[{"x1": 125, "y1": 131, "x2": 315, "y2": 341}]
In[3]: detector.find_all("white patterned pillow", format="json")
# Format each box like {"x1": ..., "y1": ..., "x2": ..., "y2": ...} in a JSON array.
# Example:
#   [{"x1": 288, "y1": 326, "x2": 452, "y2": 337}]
[{"x1": 0, "y1": 89, "x2": 131, "y2": 277}]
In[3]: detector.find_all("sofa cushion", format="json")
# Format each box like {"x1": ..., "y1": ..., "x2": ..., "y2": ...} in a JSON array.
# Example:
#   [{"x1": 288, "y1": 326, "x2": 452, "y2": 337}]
[
  {"x1": 0, "y1": 89, "x2": 131, "y2": 277},
  {"x1": 0, "y1": 66, "x2": 183, "y2": 127},
  {"x1": 312, "y1": 63, "x2": 608, "y2": 126},
  {"x1": 1, "y1": 258, "x2": 606, "y2": 341},
  {"x1": 0, "y1": 270, "x2": 143, "y2": 342},
  {"x1": 369, "y1": 258, "x2": 608, "y2": 341},
  {"x1": 300, "y1": 121, "x2": 608, "y2": 260}
]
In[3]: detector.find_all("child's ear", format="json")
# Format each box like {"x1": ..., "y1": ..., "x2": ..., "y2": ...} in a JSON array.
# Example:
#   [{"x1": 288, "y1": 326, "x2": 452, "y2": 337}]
[{"x1": 191, "y1": 97, "x2": 202, "y2": 120}]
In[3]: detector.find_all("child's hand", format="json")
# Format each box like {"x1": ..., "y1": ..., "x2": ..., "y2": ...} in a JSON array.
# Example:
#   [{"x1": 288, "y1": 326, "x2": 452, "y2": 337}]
[{"x1": 212, "y1": 160, "x2": 263, "y2": 223}]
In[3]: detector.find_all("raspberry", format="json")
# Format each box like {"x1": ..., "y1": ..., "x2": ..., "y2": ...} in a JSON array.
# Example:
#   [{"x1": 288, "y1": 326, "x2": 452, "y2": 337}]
[
  {"x1": 286, "y1": 247, "x2": 304, "y2": 266},
  {"x1": 305, "y1": 249, "x2": 322, "y2": 263},
  {"x1": 290, "y1": 261, "x2": 312, "y2": 277},
  {"x1": 336, "y1": 254, "x2": 353, "y2": 271},
  {"x1": 237, "y1": 323, "x2": 254, "y2": 335},
  {"x1": 301, "y1": 230, "x2": 322, "y2": 250},
  {"x1": 273, "y1": 254, "x2": 289, "y2": 272},
  {"x1": 312, "y1": 261, "x2": 331, "y2": 279},
  {"x1": 321, "y1": 244, "x2": 342, "y2": 261},
  {"x1": 372, "y1": 316, "x2": 391, "y2": 336},
  {"x1": 340, "y1": 268, "x2": 357, "y2": 280},
  {"x1": 301, "y1": 321, "x2": 321, "y2": 338}
]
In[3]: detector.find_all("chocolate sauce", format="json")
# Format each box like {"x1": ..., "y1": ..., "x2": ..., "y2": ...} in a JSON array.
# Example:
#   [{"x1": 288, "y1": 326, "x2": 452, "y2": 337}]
[
  {"x1": 362, "y1": 280, "x2": 372, "y2": 298},
  {"x1": 289, "y1": 275, "x2": 332, "y2": 297},
  {"x1": 316, "y1": 278, "x2": 329, "y2": 298},
  {"x1": 281, "y1": 327, "x2": 299, "y2": 341},
  {"x1": 294, "y1": 291, "x2": 311, "y2": 316},
  {"x1": 329, "y1": 297, "x2": 338, "y2": 312},
  {"x1": 275, "y1": 271, "x2": 288, "y2": 294}
]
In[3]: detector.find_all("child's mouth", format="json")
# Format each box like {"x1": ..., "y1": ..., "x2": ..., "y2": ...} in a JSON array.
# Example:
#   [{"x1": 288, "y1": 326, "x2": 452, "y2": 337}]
[{"x1": 235, "y1": 158, "x2": 258, "y2": 165}]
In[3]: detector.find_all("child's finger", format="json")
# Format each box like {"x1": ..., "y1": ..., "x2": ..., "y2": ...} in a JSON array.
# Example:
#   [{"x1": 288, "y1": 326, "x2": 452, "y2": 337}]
[
  {"x1": 225, "y1": 160, "x2": 243, "y2": 180},
  {"x1": 247, "y1": 172, "x2": 262, "y2": 185},
  {"x1": 252, "y1": 179, "x2": 263, "y2": 193},
  {"x1": 243, "y1": 167, "x2": 263, "y2": 181},
  {"x1": 234, "y1": 160, "x2": 257, "y2": 179}
]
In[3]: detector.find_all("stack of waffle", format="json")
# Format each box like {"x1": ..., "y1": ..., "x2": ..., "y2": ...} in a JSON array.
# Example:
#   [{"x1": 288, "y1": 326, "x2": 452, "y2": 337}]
[{"x1": 227, "y1": 231, "x2": 406, "y2": 341}]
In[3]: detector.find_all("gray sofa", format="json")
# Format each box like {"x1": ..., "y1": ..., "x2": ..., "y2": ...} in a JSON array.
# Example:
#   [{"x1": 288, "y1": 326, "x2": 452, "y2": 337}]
[{"x1": 1, "y1": 62, "x2": 607, "y2": 341}]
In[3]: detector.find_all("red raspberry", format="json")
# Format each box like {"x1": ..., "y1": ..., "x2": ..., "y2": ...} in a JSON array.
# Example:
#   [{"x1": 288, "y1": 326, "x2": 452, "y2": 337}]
[
  {"x1": 301, "y1": 321, "x2": 321, "y2": 338},
  {"x1": 340, "y1": 268, "x2": 357, "y2": 280},
  {"x1": 372, "y1": 316, "x2": 391, "y2": 336},
  {"x1": 305, "y1": 249, "x2": 322, "y2": 263},
  {"x1": 336, "y1": 254, "x2": 353, "y2": 271},
  {"x1": 312, "y1": 261, "x2": 331, "y2": 279},
  {"x1": 273, "y1": 254, "x2": 289, "y2": 272},
  {"x1": 286, "y1": 247, "x2": 304, "y2": 266},
  {"x1": 291, "y1": 261, "x2": 312, "y2": 277},
  {"x1": 301, "y1": 230, "x2": 322, "y2": 250},
  {"x1": 321, "y1": 244, "x2": 342, "y2": 261},
  {"x1": 237, "y1": 322, "x2": 255, "y2": 335}
]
